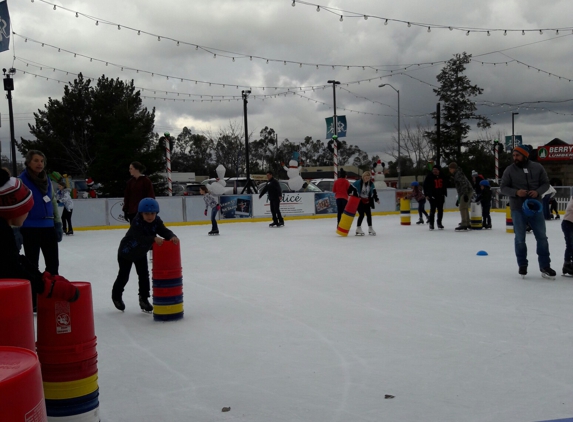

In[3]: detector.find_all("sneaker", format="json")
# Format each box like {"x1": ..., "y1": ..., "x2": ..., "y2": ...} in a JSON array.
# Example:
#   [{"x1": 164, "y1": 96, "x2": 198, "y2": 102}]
[
  {"x1": 368, "y1": 226, "x2": 376, "y2": 236},
  {"x1": 437, "y1": 223, "x2": 444, "y2": 230},
  {"x1": 139, "y1": 296, "x2": 153, "y2": 313},
  {"x1": 355, "y1": 226, "x2": 365, "y2": 236},
  {"x1": 112, "y1": 295, "x2": 125, "y2": 311},
  {"x1": 518, "y1": 266, "x2": 528, "y2": 276},
  {"x1": 429, "y1": 223, "x2": 434, "y2": 230},
  {"x1": 541, "y1": 267, "x2": 556, "y2": 279}
]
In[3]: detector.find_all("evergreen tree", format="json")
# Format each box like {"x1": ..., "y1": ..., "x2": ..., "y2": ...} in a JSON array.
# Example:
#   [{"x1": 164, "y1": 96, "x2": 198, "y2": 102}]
[{"x1": 19, "y1": 74, "x2": 163, "y2": 197}]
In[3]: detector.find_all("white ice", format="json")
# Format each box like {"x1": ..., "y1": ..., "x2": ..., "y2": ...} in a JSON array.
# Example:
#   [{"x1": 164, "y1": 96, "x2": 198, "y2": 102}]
[{"x1": 51, "y1": 211, "x2": 573, "y2": 422}]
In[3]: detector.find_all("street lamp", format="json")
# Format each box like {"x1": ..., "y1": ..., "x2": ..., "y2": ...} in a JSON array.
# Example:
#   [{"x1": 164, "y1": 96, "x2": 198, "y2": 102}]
[
  {"x1": 379, "y1": 83, "x2": 401, "y2": 188},
  {"x1": 3, "y1": 68, "x2": 17, "y2": 176},
  {"x1": 511, "y1": 112, "x2": 519, "y2": 149},
  {"x1": 327, "y1": 80, "x2": 340, "y2": 179}
]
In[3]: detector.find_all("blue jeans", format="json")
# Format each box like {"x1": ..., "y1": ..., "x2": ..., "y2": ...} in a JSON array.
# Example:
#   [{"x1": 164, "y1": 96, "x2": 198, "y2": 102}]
[
  {"x1": 211, "y1": 207, "x2": 219, "y2": 231},
  {"x1": 562, "y1": 220, "x2": 573, "y2": 263},
  {"x1": 511, "y1": 208, "x2": 550, "y2": 269}
]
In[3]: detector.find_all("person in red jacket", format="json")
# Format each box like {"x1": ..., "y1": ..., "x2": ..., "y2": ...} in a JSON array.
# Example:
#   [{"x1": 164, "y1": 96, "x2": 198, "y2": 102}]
[
  {"x1": 122, "y1": 161, "x2": 155, "y2": 223},
  {"x1": 332, "y1": 168, "x2": 350, "y2": 224}
]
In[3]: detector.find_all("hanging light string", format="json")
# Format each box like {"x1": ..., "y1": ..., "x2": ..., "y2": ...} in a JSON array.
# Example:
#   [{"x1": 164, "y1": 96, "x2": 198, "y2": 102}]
[{"x1": 291, "y1": 0, "x2": 573, "y2": 35}]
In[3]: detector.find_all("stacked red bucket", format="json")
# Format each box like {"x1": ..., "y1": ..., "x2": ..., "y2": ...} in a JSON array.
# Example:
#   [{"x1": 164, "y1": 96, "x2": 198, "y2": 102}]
[
  {"x1": 36, "y1": 282, "x2": 100, "y2": 421},
  {"x1": 152, "y1": 240, "x2": 184, "y2": 321}
]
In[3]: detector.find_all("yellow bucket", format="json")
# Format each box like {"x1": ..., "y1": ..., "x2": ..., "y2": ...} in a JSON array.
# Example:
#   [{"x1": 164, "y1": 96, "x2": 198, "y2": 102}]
[
  {"x1": 153, "y1": 303, "x2": 184, "y2": 315},
  {"x1": 43, "y1": 373, "x2": 98, "y2": 400}
]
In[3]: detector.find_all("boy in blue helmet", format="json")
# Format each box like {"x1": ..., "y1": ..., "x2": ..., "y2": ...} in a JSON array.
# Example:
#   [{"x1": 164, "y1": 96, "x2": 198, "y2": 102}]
[
  {"x1": 476, "y1": 179, "x2": 492, "y2": 229},
  {"x1": 112, "y1": 197, "x2": 179, "y2": 312}
]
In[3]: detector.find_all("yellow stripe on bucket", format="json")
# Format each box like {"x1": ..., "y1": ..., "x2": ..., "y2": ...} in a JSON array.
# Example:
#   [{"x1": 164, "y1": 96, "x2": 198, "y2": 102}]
[
  {"x1": 43, "y1": 373, "x2": 99, "y2": 400},
  {"x1": 153, "y1": 303, "x2": 184, "y2": 315}
]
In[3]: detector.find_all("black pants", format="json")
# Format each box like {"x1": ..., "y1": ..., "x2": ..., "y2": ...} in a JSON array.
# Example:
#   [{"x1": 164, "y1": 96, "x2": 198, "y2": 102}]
[
  {"x1": 112, "y1": 255, "x2": 150, "y2": 299},
  {"x1": 417, "y1": 198, "x2": 429, "y2": 220},
  {"x1": 336, "y1": 198, "x2": 348, "y2": 224},
  {"x1": 482, "y1": 203, "x2": 491, "y2": 226},
  {"x1": 428, "y1": 197, "x2": 445, "y2": 225},
  {"x1": 20, "y1": 226, "x2": 59, "y2": 275},
  {"x1": 356, "y1": 201, "x2": 372, "y2": 227},
  {"x1": 270, "y1": 198, "x2": 283, "y2": 225},
  {"x1": 62, "y1": 208, "x2": 73, "y2": 233}
]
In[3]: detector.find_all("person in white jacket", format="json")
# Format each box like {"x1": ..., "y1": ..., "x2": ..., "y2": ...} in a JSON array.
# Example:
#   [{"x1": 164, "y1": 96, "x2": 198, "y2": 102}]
[
  {"x1": 200, "y1": 184, "x2": 220, "y2": 235},
  {"x1": 56, "y1": 181, "x2": 74, "y2": 235}
]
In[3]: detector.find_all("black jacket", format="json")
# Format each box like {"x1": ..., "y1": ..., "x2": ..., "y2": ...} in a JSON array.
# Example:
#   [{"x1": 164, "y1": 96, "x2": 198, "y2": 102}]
[
  {"x1": 118, "y1": 214, "x2": 175, "y2": 261},
  {"x1": 476, "y1": 186, "x2": 492, "y2": 207},
  {"x1": 423, "y1": 171, "x2": 448, "y2": 199},
  {"x1": 0, "y1": 218, "x2": 44, "y2": 294},
  {"x1": 259, "y1": 177, "x2": 282, "y2": 201}
]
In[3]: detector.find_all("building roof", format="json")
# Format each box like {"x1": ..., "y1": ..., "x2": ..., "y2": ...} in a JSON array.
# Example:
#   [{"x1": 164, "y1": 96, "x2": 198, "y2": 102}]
[{"x1": 545, "y1": 138, "x2": 568, "y2": 146}]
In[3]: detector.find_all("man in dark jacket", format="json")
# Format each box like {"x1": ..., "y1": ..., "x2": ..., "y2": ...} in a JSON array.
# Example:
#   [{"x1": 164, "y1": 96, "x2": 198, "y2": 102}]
[
  {"x1": 423, "y1": 165, "x2": 448, "y2": 230},
  {"x1": 500, "y1": 146, "x2": 555, "y2": 278},
  {"x1": 259, "y1": 171, "x2": 284, "y2": 227},
  {"x1": 449, "y1": 162, "x2": 475, "y2": 231}
]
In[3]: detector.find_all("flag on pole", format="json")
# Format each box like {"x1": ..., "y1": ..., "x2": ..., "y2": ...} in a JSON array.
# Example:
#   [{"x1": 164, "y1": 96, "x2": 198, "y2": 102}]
[
  {"x1": 0, "y1": 1, "x2": 10, "y2": 53},
  {"x1": 325, "y1": 116, "x2": 347, "y2": 139}
]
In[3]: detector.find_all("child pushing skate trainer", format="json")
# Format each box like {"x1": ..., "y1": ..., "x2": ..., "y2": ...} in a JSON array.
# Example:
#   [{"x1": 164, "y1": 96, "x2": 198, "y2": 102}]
[{"x1": 112, "y1": 197, "x2": 179, "y2": 312}]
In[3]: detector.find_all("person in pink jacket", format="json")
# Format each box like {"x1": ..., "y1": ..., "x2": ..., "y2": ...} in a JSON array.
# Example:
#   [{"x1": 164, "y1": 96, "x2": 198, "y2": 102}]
[
  {"x1": 407, "y1": 181, "x2": 429, "y2": 225},
  {"x1": 332, "y1": 169, "x2": 350, "y2": 224}
]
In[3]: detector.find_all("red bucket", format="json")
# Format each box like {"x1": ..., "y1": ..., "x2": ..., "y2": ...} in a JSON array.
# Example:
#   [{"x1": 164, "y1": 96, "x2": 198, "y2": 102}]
[
  {"x1": 0, "y1": 346, "x2": 47, "y2": 421},
  {"x1": 152, "y1": 240, "x2": 182, "y2": 279},
  {"x1": 0, "y1": 279, "x2": 35, "y2": 351},
  {"x1": 41, "y1": 354, "x2": 98, "y2": 383},
  {"x1": 36, "y1": 282, "x2": 95, "y2": 348},
  {"x1": 37, "y1": 337, "x2": 97, "y2": 365},
  {"x1": 153, "y1": 285, "x2": 183, "y2": 297}
]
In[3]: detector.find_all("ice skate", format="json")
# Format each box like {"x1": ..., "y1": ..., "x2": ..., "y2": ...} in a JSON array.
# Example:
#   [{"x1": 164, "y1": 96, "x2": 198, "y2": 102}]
[
  {"x1": 355, "y1": 226, "x2": 365, "y2": 236},
  {"x1": 368, "y1": 226, "x2": 376, "y2": 236},
  {"x1": 455, "y1": 225, "x2": 468, "y2": 232},
  {"x1": 416, "y1": 219, "x2": 424, "y2": 225},
  {"x1": 518, "y1": 266, "x2": 527, "y2": 279},
  {"x1": 208, "y1": 230, "x2": 219, "y2": 236},
  {"x1": 541, "y1": 267, "x2": 556, "y2": 280},
  {"x1": 562, "y1": 261, "x2": 573, "y2": 277},
  {"x1": 278, "y1": 221, "x2": 285, "y2": 227},
  {"x1": 139, "y1": 296, "x2": 153, "y2": 313},
  {"x1": 428, "y1": 222, "x2": 434, "y2": 231},
  {"x1": 112, "y1": 295, "x2": 125, "y2": 312},
  {"x1": 269, "y1": 222, "x2": 278, "y2": 228},
  {"x1": 437, "y1": 222, "x2": 444, "y2": 230}
]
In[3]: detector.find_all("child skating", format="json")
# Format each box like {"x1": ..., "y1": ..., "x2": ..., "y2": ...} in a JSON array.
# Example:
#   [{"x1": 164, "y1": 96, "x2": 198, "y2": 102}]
[
  {"x1": 348, "y1": 171, "x2": 379, "y2": 236},
  {"x1": 112, "y1": 197, "x2": 179, "y2": 312},
  {"x1": 200, "y1": 185, "x2": 221, "y2": 235},
  {"x1": 476, "y1": 180, "x2": 492, "y2": 229},
  {"x1": 406, "y1": 181, "x2": 429, "y2": 224},
  {"x1": 56, "y1": 180, "x2": 74, "y2": 235}
]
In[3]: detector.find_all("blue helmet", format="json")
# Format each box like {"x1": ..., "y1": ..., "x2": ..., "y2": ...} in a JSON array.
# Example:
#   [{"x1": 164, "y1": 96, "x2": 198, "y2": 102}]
[
  {"x1": 479, "y1": 180, "x2": 490, "y2": 187},
  {"x1": 138, "y1": 198, "x2": 160, "y2": 213},
  {"x1": 522, "y1": 199, "x2": 542, "y2": 217},
  {"x1": 411, "y1": 181, "x2": 419, "y2": 187}
]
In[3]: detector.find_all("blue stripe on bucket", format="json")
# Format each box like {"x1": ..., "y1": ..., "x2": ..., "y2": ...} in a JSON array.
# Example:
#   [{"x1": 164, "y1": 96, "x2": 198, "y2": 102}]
[
  {"x1": 152, "y1": 277, "x2": 183, "y2": 288},
  {"x1": 46, "y1": 392, "x2": 99, "y2": 417},
  {"x1": 45, "y1": 389, "x2": 99, "y2": 408},
  {"x1": 153, "y1": 311, "x2": 184, "y2": 322},
  {"x1": 153, "y1": 295, "x2": 184, "y2": 305}
]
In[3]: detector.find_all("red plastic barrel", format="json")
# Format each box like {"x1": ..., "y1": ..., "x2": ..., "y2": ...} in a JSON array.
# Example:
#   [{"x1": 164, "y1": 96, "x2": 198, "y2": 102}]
[
  {"x1": 152, "y1": 240, "x2": 182, "y2": 279},
  {"x1": 0, "y1": 279, "x2": 35, "y2": 351},
  {"x1": 0, "y1": 346, "x2": 48, "y2": 421},
  {"x1": 36, "y1": 282, "x2": 95, "y2": 348}
]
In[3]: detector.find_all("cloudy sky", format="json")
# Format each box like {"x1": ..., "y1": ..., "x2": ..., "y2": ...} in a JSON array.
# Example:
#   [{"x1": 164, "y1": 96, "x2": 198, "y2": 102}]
[{"x1": 1, "y1": 0, "x2": 572, "y2": 166}]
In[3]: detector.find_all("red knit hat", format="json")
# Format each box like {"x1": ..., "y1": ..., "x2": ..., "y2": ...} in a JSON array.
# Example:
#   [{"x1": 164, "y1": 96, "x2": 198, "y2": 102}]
[{"x1": 0, "y1": 169, "x2": 34, "y2": 220}]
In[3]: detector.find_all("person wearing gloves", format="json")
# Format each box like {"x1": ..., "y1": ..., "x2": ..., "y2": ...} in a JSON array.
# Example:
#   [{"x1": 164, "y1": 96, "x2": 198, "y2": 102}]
[
  {"x1": 448, "y1": 162, "x2": 474, "y2": 232},
  {"x1": 423, "y1": 165, "x2": 448, "y2": 230},
  {"x1": 0, "y1": 168, "x2": 80, "y2": 305},
  {"x1": 112, "y1": 198, "x2": 179, "y2": 313},
  {"x1": 56, "y1": 180, "x2": 74, "y2": 235},
  {"x1": 475, "y1": 179, "x2": 493, "y2": 229},
  {"x1": 500, "y1": 145, "x2": 555, "y2": 278},
  {"x1": 348, "y1": 171, "x2": 379, "y2": 236},
  {"x1": 258, "y1": 170, "x2": 284, "y2": 227},
  {"x1": 332, "y1": 168, "x2": 350, "y2": 225},
  {"x1": 200, "y1": 184, "x2": 221, "y2": 235},
  {"x1": 406, "y1": 181, "x2": 429, "y2": 225}
]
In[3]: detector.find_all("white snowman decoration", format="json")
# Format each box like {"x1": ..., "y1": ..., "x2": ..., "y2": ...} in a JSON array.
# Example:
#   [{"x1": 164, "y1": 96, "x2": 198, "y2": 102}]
[
  {"x1": 283, "y1": 152, "x2": 304, "y2": 192},
  {"x1": 372, "y1": 159, "x2": 388, "y2": 190},
  {"x1": 208, "y1": 164, "x2": 227, "y2": 195}
]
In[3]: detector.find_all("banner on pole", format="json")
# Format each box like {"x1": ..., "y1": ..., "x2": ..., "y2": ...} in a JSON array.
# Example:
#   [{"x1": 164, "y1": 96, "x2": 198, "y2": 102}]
[
  {"x1": 504, "y1": 135, "x2": 522, "y2": 151},
  {"x1": 0, "y1": 1, "x2": 10, "y2": 53},
  {"x1": 325, "y1": 116, "x2": 347, "y2": 139}
]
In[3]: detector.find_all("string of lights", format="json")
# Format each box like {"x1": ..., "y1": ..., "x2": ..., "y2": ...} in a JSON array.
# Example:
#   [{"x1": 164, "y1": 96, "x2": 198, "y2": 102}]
[{"x1": 290, "y1": 0, "x2": 573, "y2": 35}]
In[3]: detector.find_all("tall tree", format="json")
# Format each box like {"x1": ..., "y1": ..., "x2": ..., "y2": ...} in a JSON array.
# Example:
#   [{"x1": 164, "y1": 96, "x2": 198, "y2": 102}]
[
  {"x1": 19, "y1": 74, "x2": 162, "y2": 197},
  {"x1": 426, "y1": 52, "x2": 491, "y2": 164}
]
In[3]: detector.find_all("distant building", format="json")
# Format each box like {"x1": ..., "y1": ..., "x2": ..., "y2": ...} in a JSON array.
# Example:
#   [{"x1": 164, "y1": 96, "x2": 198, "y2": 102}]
[{"x1": 536, "y1": 138, "x2": 573, "y2": 186}]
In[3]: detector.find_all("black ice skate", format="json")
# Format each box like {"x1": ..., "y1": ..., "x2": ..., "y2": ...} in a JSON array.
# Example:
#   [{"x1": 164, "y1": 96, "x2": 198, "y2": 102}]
[
  {"x1": 562, "y1": 261, "x2": 573, "y2": 277},
  {"x1": 416, "y1": 219, "x2": 424, "y2": 225},
  {"x1": 428, "y1": 223, "x2": 434, "y2": 231},
  {"x1": 112, "y1": 295, "x2": 125, "y2": 312},
  {"x1": 437, "y1": 223, "x2": 444, "y2": 230},
  {"x1": 518, "y1": 266, "x2": 528, "y2": 278},
  {"x1": 139, "y1": 296, "x2": 153, "y2": 313},
  {"x1": 208, "y1": 230, "x2": 219, "y2": 236},
  {"x1": 454, "y1": 225, "x2": 469, "y2": 232},
  {"x1": 541, "y1": 267, "x2": 556, "y2": 280},
  {"x1": 269, "y1": 223, "x2": 278, "y2": 228}
]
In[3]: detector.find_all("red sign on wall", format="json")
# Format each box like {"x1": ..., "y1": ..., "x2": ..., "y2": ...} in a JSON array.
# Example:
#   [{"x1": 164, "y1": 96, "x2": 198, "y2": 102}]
[{"x1": 537, "y1": 145, "x2": 573, "y2": 161}]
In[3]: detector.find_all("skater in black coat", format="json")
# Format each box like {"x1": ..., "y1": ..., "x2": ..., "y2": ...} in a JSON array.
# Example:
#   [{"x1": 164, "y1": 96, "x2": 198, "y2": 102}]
[
  {"x1": 423, "y1": 165, "x2": 448, "y2": 230},
  {"x1": 476, "y1": 180, "x2": 493, "y2": 229},
  {"x1": 259, "y1": 171, "x2": 284, "y2": 227}
]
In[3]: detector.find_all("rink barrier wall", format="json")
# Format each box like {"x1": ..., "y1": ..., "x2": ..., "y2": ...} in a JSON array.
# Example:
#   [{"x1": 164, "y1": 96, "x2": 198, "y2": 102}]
[{"x1": 68, "y1": 188, "x2": 472, "y2": 230}]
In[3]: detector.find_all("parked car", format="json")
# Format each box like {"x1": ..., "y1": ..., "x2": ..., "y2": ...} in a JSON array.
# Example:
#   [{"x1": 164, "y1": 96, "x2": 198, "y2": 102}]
[
  {"x1": 311, "y1": 178, "x2": 335, "y2": 192},
  {"x1": 183, "y1": 182, "x2": 203, "y2": 196},
  {"x1": 258, "y1": 180, "x2": 322, "y2": 193},
  {"x1": 202, "y1": 177, "x2": 258, "y2": 195}
]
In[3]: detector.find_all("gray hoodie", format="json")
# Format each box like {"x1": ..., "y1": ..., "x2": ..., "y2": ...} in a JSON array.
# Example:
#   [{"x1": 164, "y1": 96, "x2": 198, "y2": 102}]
[{"x1": 500, "y1": 160, "x2": 549, "y2": 211}]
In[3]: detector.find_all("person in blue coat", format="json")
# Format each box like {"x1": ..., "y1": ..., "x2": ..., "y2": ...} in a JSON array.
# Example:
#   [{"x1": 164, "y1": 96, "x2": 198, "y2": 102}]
[{"x1": 348, "y1": 171, "x2": 379, "y2": 235}]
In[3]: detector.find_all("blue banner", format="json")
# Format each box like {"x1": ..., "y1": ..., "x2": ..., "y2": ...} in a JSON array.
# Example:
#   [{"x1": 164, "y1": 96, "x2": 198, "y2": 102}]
[
  {"x1": 325, "y1": 116, "x2": 347, "y2": 139},
  {"x1": 219, "y1": 195, "x2": 252, "y2": 219},
  {"x1": 314, "y1": 192, "x2": 337, "y2": 215},
  {"x1": 0, "y1": 2, "x2": 10, "y2": 53}
]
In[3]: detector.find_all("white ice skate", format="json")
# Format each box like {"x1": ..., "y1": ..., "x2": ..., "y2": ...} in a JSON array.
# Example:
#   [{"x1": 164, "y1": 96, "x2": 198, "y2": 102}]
[
  {"x1": 355, "y1": 227, "x2": 365, "y2": 236},
  {"x1": 368, "y1": 227, "x2": 376, "y2": 236}
]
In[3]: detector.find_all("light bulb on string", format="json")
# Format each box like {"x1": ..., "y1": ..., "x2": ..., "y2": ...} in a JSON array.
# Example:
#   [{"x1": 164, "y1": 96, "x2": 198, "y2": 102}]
[
  {"x1": 539, "y1": 30, "x2": 543, "y2": 35},
  {"x1": 118, "y1": 25, "x2": 120, "y2": 30},
  {"x1": 364, "y1": 15, "x2": 368, "y2": 20},
  {"x1": 96, "y1": 21, "x2": 98, "y2": 25},
  {"x1": 487, "y1": 31, "x2": 490, "y2": 36},
  {"x1": 138, "y1": 30, "x2": 140, "y2": 35},
  {"x1": 53, "y1": 5, "x2": 56, "y2": 10},
  {"x1": 385, "y1": 19, "x2": 388, "y2": 25},
  {"x1": 316, "y1": 5, "x2": 319, "y2": 11},
  {"x1": 504, "y1": 30, "x2": 507, "y2": 36},
  {"x1": 291, "y1": 0, "x2": 295, "y2": 6},
  {"x1": 158, "y1": 36, "x2": 160, "y2": 41},
  {"x1": 427, "y1": 27, "x2": 431, "y2": 32},
  {"x1": 466, "y1": 31, "x2": 470, "y2": 36},
  {"x1": 75, "y1": 12, "x2": 78, "y2": 17},
  {"x1": 522, "y1": 30, "x2": 525, "y2": 35},
  {"x1": 340, "y1": 15, "x2": 343, "y2": 21}
]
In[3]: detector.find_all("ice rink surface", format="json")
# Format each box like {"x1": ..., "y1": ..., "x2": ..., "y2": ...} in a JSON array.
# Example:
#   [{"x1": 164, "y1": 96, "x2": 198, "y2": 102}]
[{"x1": 52, "y1": 211, "x2": 573, "y2": 422}]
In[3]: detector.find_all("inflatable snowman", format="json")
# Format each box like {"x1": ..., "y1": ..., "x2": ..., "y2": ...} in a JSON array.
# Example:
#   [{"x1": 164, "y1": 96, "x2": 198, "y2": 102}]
[
  {"x1": 372, "y1": 159, "x2": 388, "y2": 190},
  {"x1": 283, "y1": 152, "x2": 304, "y2": 191},
  {"x1": 208, "y1": 164, "x2": 227, "y2": 195}
]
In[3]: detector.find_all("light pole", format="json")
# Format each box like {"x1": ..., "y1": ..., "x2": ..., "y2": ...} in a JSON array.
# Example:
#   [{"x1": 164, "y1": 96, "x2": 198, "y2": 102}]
[
  {"x1": 379, "y1": 84, "x2": 400, "y2": 188},
  {"x1": 3, "y1": 68, "x2": 17, "y2": 176},
  {"x1": 511, "y1": 112, "x2": 519, "y2": 149},
  {"x1": 241, "y1": 90, "x2": 257, "y2": 194},
  {"x1": 327, "y1": 80, "x2": 340, "y2": 180}
]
